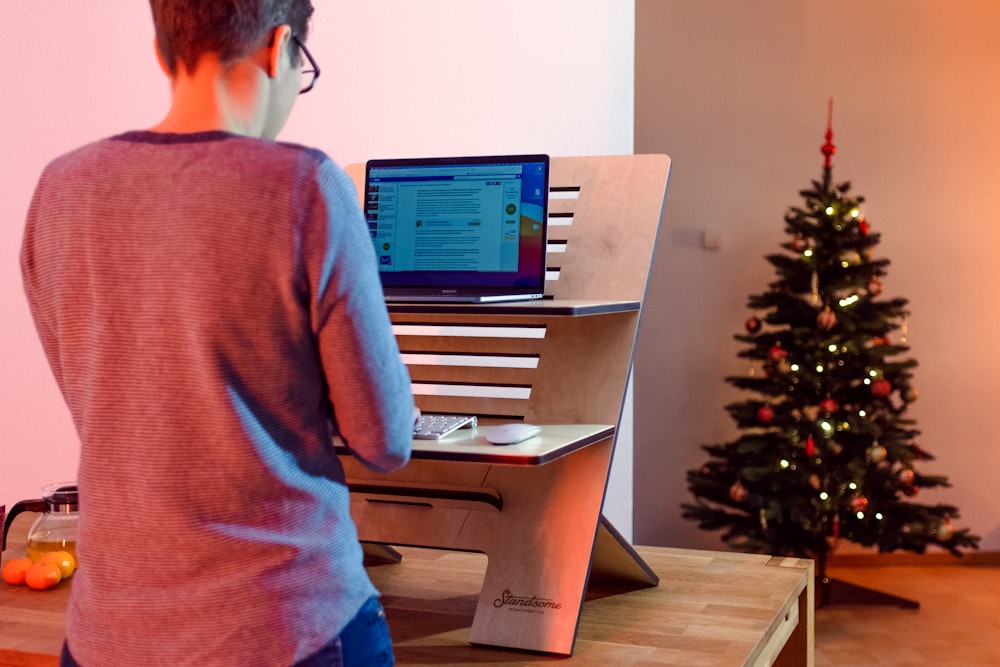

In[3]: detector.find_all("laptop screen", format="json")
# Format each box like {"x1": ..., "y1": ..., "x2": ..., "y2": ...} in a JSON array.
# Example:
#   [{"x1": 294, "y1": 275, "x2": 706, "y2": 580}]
[{"x1": 364, "y1": 154, "x2": 549, "y2": 302}]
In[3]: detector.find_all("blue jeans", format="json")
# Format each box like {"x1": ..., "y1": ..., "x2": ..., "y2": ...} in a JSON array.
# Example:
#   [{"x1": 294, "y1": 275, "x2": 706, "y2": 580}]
[
  {"x1": 295, "y1": 596, "x2": 395, "y2": 667},
  {"x1": 60, "y1": 596, "x2": 394, "y2": 667}
]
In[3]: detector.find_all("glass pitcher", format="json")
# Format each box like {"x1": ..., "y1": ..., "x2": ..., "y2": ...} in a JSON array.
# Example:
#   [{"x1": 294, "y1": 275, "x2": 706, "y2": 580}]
[{"x1": 2, "y1": 482, "x2": 78, "y2": 563}]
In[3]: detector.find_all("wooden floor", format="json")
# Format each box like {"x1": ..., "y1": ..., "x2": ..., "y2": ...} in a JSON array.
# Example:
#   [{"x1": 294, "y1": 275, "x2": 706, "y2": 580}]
[{"x1": 817, "y1": 563, "x2": 1000, "y2": 666}]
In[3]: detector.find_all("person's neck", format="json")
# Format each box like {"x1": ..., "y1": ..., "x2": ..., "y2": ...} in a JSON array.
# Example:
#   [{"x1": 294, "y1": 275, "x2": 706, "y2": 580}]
[{"x1": 151, "y1": 56, "x2": 268, "y2": 137}]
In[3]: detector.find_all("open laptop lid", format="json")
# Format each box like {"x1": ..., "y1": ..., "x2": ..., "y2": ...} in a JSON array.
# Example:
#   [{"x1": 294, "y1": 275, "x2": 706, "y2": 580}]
[{"x1": 364, "y1": 154, "x2": 550, "y2": 302}]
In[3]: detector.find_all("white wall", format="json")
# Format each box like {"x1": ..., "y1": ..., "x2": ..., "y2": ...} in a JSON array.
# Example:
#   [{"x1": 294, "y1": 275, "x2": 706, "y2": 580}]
[
  {"x1": 0, "y1": 3, "x2": 636, "y2": 534},
  {"x1": 635, "y1": 0, "x2": 1000, "y2": 551}
]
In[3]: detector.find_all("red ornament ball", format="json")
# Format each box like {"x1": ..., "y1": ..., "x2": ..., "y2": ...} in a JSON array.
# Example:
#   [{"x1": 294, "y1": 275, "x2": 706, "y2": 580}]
[
  {"x1": 871, "y1": 378, "x2": 892, "y2": 397},
  {"x1": 757, "y1": 405, "x2": 775, "y2": 424},
  {"x1": 805, "y1": 435, "x2": 817, "y2": 457},
  {"x1": 791, "y1": 235, "x2": 807, "y2": 252},
  {"x1": 850, "y1": 496, "x2": 869, "y2": 513},
  {"x1": 858, "y1": 218, "x2": 870, "y2": 235},
  {"x1": 820, "y1": 398, "x2": 838, "y2": 413},
  {"x1": 769, "y1": 346, "x2": 788, "y2": 361},
  {"x1": 899, "y1": 468, "x2": 915, "y2": 486},
  {"x1": 867, "y1": 278, "x2": 884, "y2": 296},
  {"x1": 729, "y1": 481, "x2": 748, "y2": 503},
  {"x1": 745, "y1": 316, "x2": 762, "y2": 334},
  {"x1": 817, "y1": 307, "x2": 837, "y2": 331}
]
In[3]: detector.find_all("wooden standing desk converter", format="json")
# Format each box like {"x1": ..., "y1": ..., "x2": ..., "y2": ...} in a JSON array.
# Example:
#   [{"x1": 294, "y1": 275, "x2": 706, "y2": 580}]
[{"x1": 336, "y1": 154, "x2": 679, "y2": 655}]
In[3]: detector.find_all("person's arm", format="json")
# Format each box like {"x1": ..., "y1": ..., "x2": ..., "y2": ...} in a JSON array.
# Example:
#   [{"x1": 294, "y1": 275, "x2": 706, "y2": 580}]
[
  {"x1": 309, "y1": 159, "x2": 414, "y2": 473},
  {"x1": 21, "y1": 170, "x2": 67, "y2": 396}
]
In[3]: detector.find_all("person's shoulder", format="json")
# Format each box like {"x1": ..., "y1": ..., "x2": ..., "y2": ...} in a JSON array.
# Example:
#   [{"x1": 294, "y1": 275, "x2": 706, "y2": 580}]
[
  {"x1": 274, "y1": 139, "x2": 331, "y2": 164},
  {"x1": 273, "y1": 140, "x2": 357, "y2": 189},
  {"x1": 234, "y1": 137, "x2": 346, "y2": 180},
  {"x1": 38, "y1": 134, "x2": 131, "y2": 180}
]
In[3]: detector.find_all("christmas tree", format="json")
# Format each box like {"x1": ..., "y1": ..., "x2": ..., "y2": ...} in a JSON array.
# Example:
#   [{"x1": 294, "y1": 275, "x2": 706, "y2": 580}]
[{"x1": 682, "y1": 104, "x2": 979, "y2": 605}]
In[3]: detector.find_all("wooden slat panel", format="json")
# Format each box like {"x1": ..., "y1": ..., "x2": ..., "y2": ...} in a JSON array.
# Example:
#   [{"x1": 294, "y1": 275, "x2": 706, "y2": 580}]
[
  {"x1": 402, "y1": 352, "x2": 539, "y2": 369},
  {"x1": 390, "y1": 312, "x2": 550, "y2": 327},
  {"x1": 394, "y1": 312, "x2": 547, "y2": 407},
  {"x1": 405, "y1": 365, "x2": 536, "y2": 386},
  {"x1": 395, "y1": 335, "x2": 545, "y2": 356},
  {"x1": 545, "y1": 154, "x2": 669, "y2": 302},
  {"x1": 392, "y1": 322, "x2": 547, "y2": 338},
  {"x1": 390, "y1": 306, "x2": 641, "y2": 425},
  {"x1": 411, "y1": 382, "x2": 530, "y2": 401},
  {"x1": 406, "y1": 395, "x2": 529, "y2": 419}
]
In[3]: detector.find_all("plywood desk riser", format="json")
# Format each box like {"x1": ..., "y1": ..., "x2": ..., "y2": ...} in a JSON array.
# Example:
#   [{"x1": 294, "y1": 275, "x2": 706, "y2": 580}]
[{"x1": 338, "y1": 155, "x2": 672, "y2": 655}]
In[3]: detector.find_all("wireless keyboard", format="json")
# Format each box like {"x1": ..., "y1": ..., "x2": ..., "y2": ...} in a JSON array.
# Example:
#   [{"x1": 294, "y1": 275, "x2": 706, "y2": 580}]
[{"x1": 413, "y1": 414, "x2": 478, "y2": 440}]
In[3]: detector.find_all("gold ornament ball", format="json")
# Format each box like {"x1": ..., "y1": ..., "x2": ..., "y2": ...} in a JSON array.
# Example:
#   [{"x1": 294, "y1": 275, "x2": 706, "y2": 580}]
[
  {"x1": 936, "y1": 519, "x2": 954, "y2": 542},
  {"x1": 839, "y1": 250, "x2": 862, "y2": 266}
]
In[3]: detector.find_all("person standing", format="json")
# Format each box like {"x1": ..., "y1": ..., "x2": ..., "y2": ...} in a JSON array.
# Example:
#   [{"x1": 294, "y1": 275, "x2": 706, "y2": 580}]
[{"x1": 21, "y1": 2, "x2": 414, "y2": 665}]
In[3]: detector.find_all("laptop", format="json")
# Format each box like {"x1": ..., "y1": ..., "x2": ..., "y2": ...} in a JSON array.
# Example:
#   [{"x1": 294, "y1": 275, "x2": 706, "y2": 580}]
[{"x1": 364, "y1": 154, "x2": 550, "y2": 303}]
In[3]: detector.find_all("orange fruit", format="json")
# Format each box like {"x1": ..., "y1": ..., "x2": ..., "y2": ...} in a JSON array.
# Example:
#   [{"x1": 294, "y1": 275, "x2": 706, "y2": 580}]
[
  {"x1": 25, "y1": 562, "x2": 62, "y2": 590},
  {"x1": 39, "y1": 551, "x2": 76, "y2": 579},
  {"x1": 2, "y1": 557, "x2": 35, "y2": 585}
]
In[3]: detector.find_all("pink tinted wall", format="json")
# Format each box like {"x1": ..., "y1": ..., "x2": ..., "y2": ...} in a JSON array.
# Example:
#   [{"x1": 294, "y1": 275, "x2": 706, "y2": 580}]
[{"x1": 1, "y1": 2, "x2": 636, "y2": 528}]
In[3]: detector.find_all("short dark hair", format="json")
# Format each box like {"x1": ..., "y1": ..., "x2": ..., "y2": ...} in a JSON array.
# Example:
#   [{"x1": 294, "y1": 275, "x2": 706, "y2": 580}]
[{"x1": 149, "y1": 0, "x2": 314, "y2": 75}]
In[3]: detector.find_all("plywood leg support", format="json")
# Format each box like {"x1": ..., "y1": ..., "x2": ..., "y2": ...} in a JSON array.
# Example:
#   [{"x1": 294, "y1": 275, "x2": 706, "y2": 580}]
[
  {"x1": 589, "y1": 515, "x2": 660, "y2": 589},
  {"x1": 342, "y1": 437, "x2": 617, "y2": 655},
  {"x1": 468, "y1": 439, "x2": 613, "y2": 655}
]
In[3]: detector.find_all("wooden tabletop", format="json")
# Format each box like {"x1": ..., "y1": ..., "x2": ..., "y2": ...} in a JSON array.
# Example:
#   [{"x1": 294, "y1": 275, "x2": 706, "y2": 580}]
[
  {"x1": 369, "y1": 546, "x2": 812, "y2": 666},
  {"x1": 0, "y1": 517, "x2": 813, "y2": 667},
  {"x1": 1, "y1": 514, "x2": 69, "y2": 667}
]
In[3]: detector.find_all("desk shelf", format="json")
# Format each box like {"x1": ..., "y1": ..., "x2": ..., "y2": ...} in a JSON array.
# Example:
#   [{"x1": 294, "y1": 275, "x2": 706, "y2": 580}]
[
  {"x1": 387, "y1": 299, "x2": 641, "y2": 317},
  {"x1": 338, "y1": 423, "x2": 615, "y2": 466}
]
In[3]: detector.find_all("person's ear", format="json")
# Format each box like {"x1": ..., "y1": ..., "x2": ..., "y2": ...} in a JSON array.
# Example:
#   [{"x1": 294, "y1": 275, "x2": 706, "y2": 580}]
[{"x1": 267, "y1": 24, "x2": 293, "y2": 79}]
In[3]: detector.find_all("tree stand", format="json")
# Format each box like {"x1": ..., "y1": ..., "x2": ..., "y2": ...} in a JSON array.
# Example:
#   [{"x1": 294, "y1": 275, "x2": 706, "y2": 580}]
[{"x1": 815, "y1": 551, "x2": 919, "y2": 609}]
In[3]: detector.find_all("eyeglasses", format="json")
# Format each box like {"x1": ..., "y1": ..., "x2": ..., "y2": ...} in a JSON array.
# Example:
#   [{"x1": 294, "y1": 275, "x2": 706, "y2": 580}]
[{"x1": 293, "y1": 36, "x2": 320, "y2": 95}]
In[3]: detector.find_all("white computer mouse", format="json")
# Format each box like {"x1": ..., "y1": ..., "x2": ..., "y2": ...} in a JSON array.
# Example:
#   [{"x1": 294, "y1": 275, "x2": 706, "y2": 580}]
[{"x1": 485, "y1": 423, "x2": 541, "y2": 445}]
